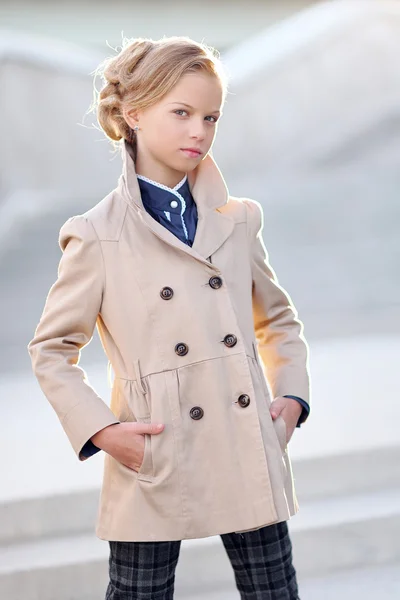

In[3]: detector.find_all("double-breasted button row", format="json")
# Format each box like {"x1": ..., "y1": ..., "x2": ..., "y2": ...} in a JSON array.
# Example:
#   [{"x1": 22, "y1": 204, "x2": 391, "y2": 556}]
[
  {"x1": 161, "y1": 276, "x2": 223, "y2": 300},
  {"x1": 165, "y1": 278, "x2": 236, "y2": 357},
  {"x1": 190, "y1": 395, "x2": 250, "y2": 421},
  {"x1": 175, "y1": 334, "x2": 237, "y2": 356}
]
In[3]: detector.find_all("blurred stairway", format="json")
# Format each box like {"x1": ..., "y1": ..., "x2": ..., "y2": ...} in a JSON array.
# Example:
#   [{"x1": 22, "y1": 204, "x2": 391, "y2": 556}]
[{"x1": 0, "y1": 446, "x2": 399, "y2": 599}]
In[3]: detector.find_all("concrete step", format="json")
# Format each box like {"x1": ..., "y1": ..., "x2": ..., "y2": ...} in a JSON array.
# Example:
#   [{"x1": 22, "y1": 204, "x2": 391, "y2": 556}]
[
  {"x1": 2, "y1": 444, "x2": 399, "y2": 547},
  {"x1": 298, "y1": 562, "x2": 400, "y2": 600},
  {"x1": 1, "y1": 486, "x2": 399, "y2": 600},
  {"x1": 188, "y1": 562, "x2": 400, "y2": 600}
]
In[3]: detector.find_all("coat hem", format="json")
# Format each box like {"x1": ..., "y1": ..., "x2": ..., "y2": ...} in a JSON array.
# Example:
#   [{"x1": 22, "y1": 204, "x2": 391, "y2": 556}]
[{"x1": 95, "y1": 503, "x2": 298, "y2": 542}]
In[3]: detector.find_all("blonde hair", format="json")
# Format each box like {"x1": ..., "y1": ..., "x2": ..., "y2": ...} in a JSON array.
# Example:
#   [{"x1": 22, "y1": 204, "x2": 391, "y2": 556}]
[{"x1": 90, "y1": 35, "x2": 228, "y2": 148}]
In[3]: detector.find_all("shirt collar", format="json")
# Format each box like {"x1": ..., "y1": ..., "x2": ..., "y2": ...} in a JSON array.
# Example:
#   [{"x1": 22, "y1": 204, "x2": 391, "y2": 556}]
[{"x1": 137, "y1": 173, "x2": 194, "y2": 214}]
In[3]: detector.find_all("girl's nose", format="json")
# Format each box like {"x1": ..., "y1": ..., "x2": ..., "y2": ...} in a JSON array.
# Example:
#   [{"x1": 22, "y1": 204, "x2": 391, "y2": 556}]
[{"x1": 190, "y1": 121, "x2": 207, "y2": 140}]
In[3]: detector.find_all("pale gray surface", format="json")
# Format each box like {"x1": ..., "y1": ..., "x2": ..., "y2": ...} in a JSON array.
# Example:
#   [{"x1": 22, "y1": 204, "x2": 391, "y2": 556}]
[
  {"x1": 300, "y1": 564, "x2": 400, "y2": 600},
  {"x1": 3, "y1": 445, "x2": 400, "y2": 547},
  {"x1": 0, "y1": 0, "x2": 318, "y2": 51},
  {"x1": 186, "y1": 563, "x2": 400, "y2": 600},
  {"x1": 1, "y1": 506, "x2": 399, "y2": 599},
  {"x1": 217, "y1": 0, "x2": 400, "y2": 171}
]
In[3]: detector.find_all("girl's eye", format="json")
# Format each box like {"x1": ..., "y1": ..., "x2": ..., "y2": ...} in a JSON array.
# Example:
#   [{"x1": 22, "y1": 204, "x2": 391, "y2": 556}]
[{"x1": 173, "y1": 110, "x2": 218, "y2": 123}]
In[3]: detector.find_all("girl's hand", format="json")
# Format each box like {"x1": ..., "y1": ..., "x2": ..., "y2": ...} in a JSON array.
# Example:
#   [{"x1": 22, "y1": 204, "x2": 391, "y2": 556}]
[
  {"x1": 269, "y1": 397, "x2": 302, "y2": 444},
  {"x1": 91, "y1": 422, "x2": 164, "y2": 471}
]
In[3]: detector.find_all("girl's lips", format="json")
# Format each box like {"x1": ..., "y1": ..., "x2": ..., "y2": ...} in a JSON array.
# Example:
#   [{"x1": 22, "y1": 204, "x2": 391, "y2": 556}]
[{"x1": 181, "y1": 149, "x2": 202, "y2": 158}]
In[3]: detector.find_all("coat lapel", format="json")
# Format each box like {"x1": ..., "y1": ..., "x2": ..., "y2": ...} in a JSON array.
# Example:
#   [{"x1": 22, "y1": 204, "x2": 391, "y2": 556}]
[
  {"x1": 118, "y1": 140, "x2": 234, "y2": 265},
  {"x1": 191, "y1": 208, "x2": 234, "y2": 261}
]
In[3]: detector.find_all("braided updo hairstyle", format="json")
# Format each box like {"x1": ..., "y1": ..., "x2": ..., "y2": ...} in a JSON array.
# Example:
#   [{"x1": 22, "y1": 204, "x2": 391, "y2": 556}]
[{"x1": 90, "y1": 35, "x2": 228, "y2": 153}]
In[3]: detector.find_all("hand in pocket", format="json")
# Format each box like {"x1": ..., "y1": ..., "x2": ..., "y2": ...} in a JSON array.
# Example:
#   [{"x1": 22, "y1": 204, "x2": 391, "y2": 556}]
[{"x1": 90, "y1": 421, "x2": 164, "y2": 471}]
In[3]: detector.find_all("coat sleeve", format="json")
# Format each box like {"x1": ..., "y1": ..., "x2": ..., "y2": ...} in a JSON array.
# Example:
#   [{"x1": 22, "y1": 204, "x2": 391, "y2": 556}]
[
  {"x1": 27, "y1": 215, "x2": 120, "y2": 461},
  {"x1": 243, "y1": 198, "x2": 311, "y2": 407}
]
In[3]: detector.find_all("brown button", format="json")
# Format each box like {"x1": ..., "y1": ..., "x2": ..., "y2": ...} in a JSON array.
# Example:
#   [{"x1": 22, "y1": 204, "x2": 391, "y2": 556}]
[
  {"x1": 209, "y1": 276, "x2": 223, "y2": 289},
  {"x1": 160, "y1": 286, "x2": 174, "y2": 300},
  {"x1": 175, "y1": 342, "x2": 189, "y2": 356},
  {"x1": 223, "y1": 334, "x2": 237, "y2": 348},
  {"x1": 190, "y1": 406, "x2": 204, "y2": 420},
  {"x1": 238, "y1": 394, "x2": 250, "y2": 408}
]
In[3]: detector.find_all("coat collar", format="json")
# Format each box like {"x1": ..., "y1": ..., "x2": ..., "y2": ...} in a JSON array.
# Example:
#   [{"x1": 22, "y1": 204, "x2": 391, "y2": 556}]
[{"x1": 117, "y1": 139, "x2": 234, "y2": 265}]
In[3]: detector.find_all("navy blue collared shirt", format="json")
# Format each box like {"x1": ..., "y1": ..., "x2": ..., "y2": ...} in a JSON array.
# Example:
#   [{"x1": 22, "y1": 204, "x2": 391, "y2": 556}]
[
  {"x1": 81, "y1": 174, "x2": 309, "y2": 458},
  {"x1": 137, "y1": 173, "x2": 198, "y2": 247}
]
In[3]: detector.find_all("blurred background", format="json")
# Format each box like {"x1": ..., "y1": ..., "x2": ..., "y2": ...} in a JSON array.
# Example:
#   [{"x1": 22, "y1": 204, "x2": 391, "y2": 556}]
[{"x1": 1, "y1": 0, "x2": 400, "y2": 598}]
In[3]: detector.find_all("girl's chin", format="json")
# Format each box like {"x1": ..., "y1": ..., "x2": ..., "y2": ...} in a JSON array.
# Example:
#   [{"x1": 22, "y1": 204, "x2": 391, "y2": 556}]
[
  {"x1": 170, "y1": 158, "x2": 201, "y2": 173},
  {"x1": 178, "y1": 152, "x2": 206, "y2": 166}
]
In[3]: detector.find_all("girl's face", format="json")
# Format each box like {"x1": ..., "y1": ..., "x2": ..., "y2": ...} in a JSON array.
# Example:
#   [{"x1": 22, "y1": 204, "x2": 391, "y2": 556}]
[{"x1": 126, "y1": 71, "x2": 224, "y2": 183}]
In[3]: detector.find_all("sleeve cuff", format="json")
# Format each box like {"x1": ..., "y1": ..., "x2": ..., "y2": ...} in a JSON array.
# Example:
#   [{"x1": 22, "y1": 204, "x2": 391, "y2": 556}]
[
  {"x1": 80, "y1": 439, "x2": 102, "y2": 459},
  {"x1": 282, "y1": 395, "x2": 310, "y2": 428}
]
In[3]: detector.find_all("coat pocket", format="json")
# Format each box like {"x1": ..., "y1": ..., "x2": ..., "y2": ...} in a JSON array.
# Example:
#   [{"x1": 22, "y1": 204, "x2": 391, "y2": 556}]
[
  {"x1": 123, "y1": 359, "x2": 154, "y2": 481},
  {"x1": 251, "y1": 343, "x2": 271, "y2": 405},
  {"x1": 135, "y1": 415, "x2": 154, "y2": 482},
  {"x1": 251, "y1": 344, "x2": 287, "y2": 454},
  {"x1": 273, "y1": 414, "x2": 288, "y2": 453}
]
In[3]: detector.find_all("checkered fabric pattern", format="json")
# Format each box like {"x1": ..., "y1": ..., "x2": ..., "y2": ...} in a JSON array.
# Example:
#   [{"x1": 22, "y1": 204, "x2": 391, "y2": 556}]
[
  {"x1": 105, "y1": 538, "x2": 181, "y2": 599},
  {"x1": 105, "y1": 521, "x2": 299, "y2": 599},
  {"x1": 220, "y1": 521, "x2": 299, "y2": 599}
]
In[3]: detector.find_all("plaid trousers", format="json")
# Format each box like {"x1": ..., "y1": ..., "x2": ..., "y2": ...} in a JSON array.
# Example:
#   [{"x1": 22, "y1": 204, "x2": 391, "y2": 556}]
[{"x1": 105, "y1": 520, "x2": 300, "y2": 599}]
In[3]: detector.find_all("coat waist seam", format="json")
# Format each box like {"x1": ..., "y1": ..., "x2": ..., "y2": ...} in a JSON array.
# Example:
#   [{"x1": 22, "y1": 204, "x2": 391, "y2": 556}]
[{"x1": 114, "y1": 351, "x2": 250, "y2": 381}]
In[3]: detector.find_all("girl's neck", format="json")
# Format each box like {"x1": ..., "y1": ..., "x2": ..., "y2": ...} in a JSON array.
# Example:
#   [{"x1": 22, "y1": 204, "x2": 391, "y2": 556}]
[{"x1": 134, "y1": 150, "x2": 187, "y2": 189}]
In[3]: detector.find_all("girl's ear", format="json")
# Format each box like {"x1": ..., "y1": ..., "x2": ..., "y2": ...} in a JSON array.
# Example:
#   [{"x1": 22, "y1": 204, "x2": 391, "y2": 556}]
[{"x1": 123, "y1": 107, "x2": 140, "y2": 129}]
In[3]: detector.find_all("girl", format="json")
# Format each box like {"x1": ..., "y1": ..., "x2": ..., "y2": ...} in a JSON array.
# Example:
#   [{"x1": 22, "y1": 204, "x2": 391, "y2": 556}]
[{"x1": 28, "y1": 36, "x2": 310, "y2": 600}]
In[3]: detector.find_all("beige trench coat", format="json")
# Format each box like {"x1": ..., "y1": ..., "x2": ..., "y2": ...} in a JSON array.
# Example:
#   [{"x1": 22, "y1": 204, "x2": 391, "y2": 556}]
[{"x1": 28, "y1": 140, "x2": 310, "y2": 542}]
